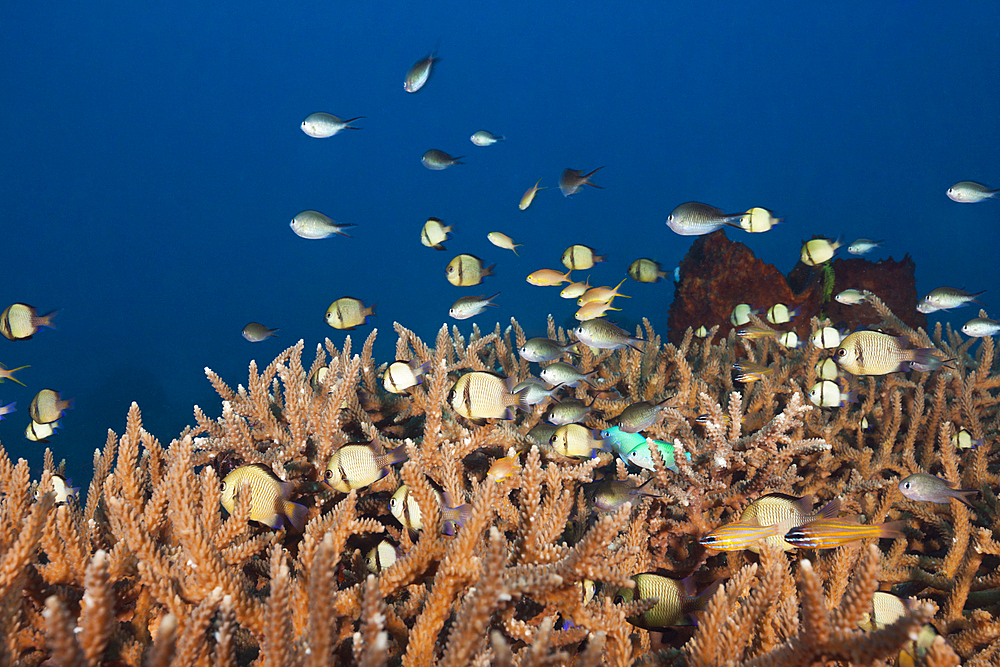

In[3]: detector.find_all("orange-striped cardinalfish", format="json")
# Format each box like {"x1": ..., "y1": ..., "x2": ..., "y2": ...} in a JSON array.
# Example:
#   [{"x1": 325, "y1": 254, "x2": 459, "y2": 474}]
[
  {"x1": 733, "y1": 360, "x2": 773, "y2": 383},
  {"x1": 699, "y1": 521, "x2": 784, "y2": 551},
  {"x1": 783, "y1": 517, "x2": 905, "y2": 549},
  {"x1": 737, "y1": 324, "x2": 779, "y2": 340}
]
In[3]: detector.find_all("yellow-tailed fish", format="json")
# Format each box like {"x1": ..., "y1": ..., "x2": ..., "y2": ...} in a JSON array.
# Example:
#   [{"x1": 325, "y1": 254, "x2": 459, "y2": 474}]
[
  {"x1": 526, "y1": 268, "x2": 573, "y2": 286},
  {"x1": 740, "y1": 494, "x2": 841, "y2": 553},
  {"x1": 560, "y1": 277, "x2": 591, "y2": 299},
  {"x1": 733, "y1": 360, "x2": 773, "y2": 383},
  {"x1": 666, "y1": 202, "x2": 745, "y2": 236},
  {"x1": 951, "y1": 429, "x2": 983, "y2": 449},
  {"x1": 921, "y1": 287, "x2": 984, "y2": 311},
  {"x1": 544, "y1": 398, "x2": 594, "y2": 426},
  {"x1": 365, "y1": 540, "x2": 400, "y2": 573},
  {"x1": 404, "y1": 47, "x2": 438, "y2": 93},
  {"x1": 0, "y1": 401, "x2": 15, "y2": 421},
  {"x1": 470, "y1": 130, "x2": 504, "y2": 146},
  {"x1": 835, "y1": 289, "x2": 867, "y2": 305},
  {"x1": 519, "y1": 179, "x2": 546, "y2": 210},
  {"x1": 487, "y1": 455, "x2": 521, "y2": 483},
  {"x1": 446, "y1": 254, "x2": 495, "y2": 286},
  {"x1": 421, "y1": 149, "x2": 464, "y2": 170},
  {"x1": 29, "y1": 389, "x2": 74, "y2": 424},
  {"x1": 549, "y1": 424, "x2": 606, "y2": 458},
  {"x1": 739, "y1": 207, "x2": 782, "y2": 233},
  {"x1": 325, "y1": 443, "x2": 408, "y2": 493},
  {"x1": 578, "y1": 278, "x2": 630, "y2": 306},
  {"x1": 614, "y1": 574, "x2": 720, "y2": 628},
  {"x1": 559, "y1": 167, "x2": 604, "y2": 196},
  {"x1": 809, "y1": 380, "x2": 857, "y2": 407},
  {"x1": 835, "y1": 331, "x2": 943, "y2": 375},
  {"x1": 766, "y1": 303, "x2": 800, "y2": 324},
  {"x1": 220, "y1": 465, "x2": 307, "y2": 531},
  {"x1": 783, "y1": 517, "x2": 905, "y2": 549},
  {"x1": 800, "y1": 237, "x2": 841, "y2": 266},
  {"x1": 947, "y1": 180, "x2": 999, "y2": 203},
  {"x1": 628, "y1": 258, "x2": 668, "y2": 283},
  {"x1": 449, "y1": 293, "x2": 500, "y2": 320},
  {"x1": 449, "y1": 371, "x2": 529, "y2": 420},
  {"x1": 572, "y1": 318, "x2": 642, "y2": 351},
  {"x1": 289, "y1": 210, "x2": 355, "y2": 239},
  {"x1": 26, "y1": 420, "x2": 60, "y2": 442},
  {"x1": 325, "y1": 298, "x2": 375, "y2": 330},
  {"x1": 847, "y1": 239, "x2": 883, "y2": 255},
  {"x1": 538, "y1": 362, "x2": 595, "y2": 388},
  {"x1": 737, "y1": 323, "x2": 779, "y2": 339},
  {"x1": 815, "y1": 357, "x2": 840, "y2": 381},
  {"x1": 575, "y1": 301, "x2": 621, "y2": 321},
  {"x1": 383, "y1": 359, "x2": 431, "y2": 393},
  {"x1": 730, "y1": 304, "x2": 753, "y2": 326},
  {"x1": 242, "y1": 322, "x2": 278, "y2": 342},
  {"x1": 1, "y1": 304, "x2": 56, "y2": 341},
  {"x1": 561, "y1": 244, "x2": 607, "y2": 271},
  {"x1": 420, "y1": 217, "x2": 453, "y2": 250},
  {"x1": 486, "y1": 232, "x2": 521, "y2": 255},
  {"x1": 898, "y1": 473, "x2": 978, "y2": 508},
  {"x1": 518, "y1": 337, "x2": 578, "y2": 362},
  {"x1": 300, "y1": 112, "x2": 364, "y2": 138},
  {"x1": 811, "y1": 326, "x2": 843, "y2": 349},
  {"x1": 590, "y1": 478, "x2": 660, "y2": 512},
  {"x1": 0, "y1": 362, "x2": 30, "y2": 386}
]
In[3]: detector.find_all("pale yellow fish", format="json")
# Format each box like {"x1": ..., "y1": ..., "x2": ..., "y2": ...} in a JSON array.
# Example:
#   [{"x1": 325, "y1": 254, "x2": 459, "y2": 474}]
[
  {"x1": 560, "y1": 277, "x2": 591, "y2": 299},
  {"x1": 549, "y1": 424, "x2": 606, "y2": 458},
  {"x1": 220, "y1": 465, "x2": 307, "y2": 531},
  {"x1": 561, "y1": 244, "x2": 606, "y2": 271},
  {"x1": 26, "y1": 419, "x2": 60, "y2": 442},
  {"x1": 628, "y1": 258, "x2": 668, "y2": 283},
  {"x1": 729, "y1": 304, "x2": 753, "y2": 326},
  {"x1": 325, "y1": 298, "x2": 375, "y2": 330},
  {"x1": 0, "y1": 303, "x2": 56, "y2": 341},
  {"x1": 519, "y1": 179, "x2": 546, "y2": 210},
  {"x1": 325, "y1": 443, "x2": 408, "y2": 493},
  {"x1": 835, "y1": 331, "x2": 943, "y2": 375},
  {"x1": 446, "y1": 254, "x2": 495, "y2": 286},
  {"x1": 449, "y1": 371, "x2": 528, "y2": 420},
  {"x1": 575, "y1": 301, "x2": 621, "y2": 321},
  {"x1": 390, "y1": 484, "x2": 471, "y2": 534},
  {"x1": 578, "y1": 278, "x2": 630, "y2": 306},
  {"x1": 615, "y1": 574, "x2": 718, "y2": 628},
  {"x1": 470, "y1": 130, "x2": 504, "y2": 146},
  {"x1": 800, "y1": 237, "x2": 841, "y2": 266},
  {"x1": 383, "y1": 359, "x2": 431, "y2": 393},
  {"x1": 526, "y1": 268, "x2": 573, "y2": 286},
  {"x1": 29, "y1": 389, "x2": 74, "y2": 424},
  {"x1": 487, "y1": 232, "x2": 522, "y2": 255},
  {"x1": 420, "y1": 217, "x2": 453, "y2": 250},
  {"x1": 365, "y1": 540, "x2": 399, "y2": 573},
  {"x1": 739, "y1": 207, "x2": 782, "y2": 233},
  {"x1": 487, "y1": 456, "x2": 521, "y2": 482}
]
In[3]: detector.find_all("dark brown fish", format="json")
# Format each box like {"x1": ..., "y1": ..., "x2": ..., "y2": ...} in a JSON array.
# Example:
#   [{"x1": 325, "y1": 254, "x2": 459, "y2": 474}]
[{"x1": 559, "y1": 166, "x2": 604, "y2": 196}]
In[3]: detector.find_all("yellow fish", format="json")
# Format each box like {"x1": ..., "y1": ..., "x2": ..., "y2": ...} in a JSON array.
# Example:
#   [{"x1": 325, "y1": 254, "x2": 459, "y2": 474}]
[
  {"x1": 487, "y1": 232, "x2": 522, "y2": 255},
  {"x1": 446, "y1": 254, "x2": 495, "y2": 286},
  {"x1": 383, "y1": 359, "x2": 431, "y2": 393},
  {"x1": 549, "y1": 424, "x2": 606, "y2": 458},
  {"x1": 420, "y1": 217, "x2": 453, "y2": 250},
  {"x1": 732, "y1": 360, "x2": 773, "y2": 383},
  {"x1": 561, "y1": 244, "x2": 607, "y2": 271},
  {"x1": 560, "y1": 277, "x2": 591, "y2": 299},
  {"x1": 578, "y1": 278, "x2": 630, "y2": 306},
  {"x1": 835, "y1": 331, "x2": 943, "y2": 375},
  {"x1": 325, "y1": 443, "x2": 408, "y2": 493},
  {"x1": 390, "y1": 485, "x2": 471, "y2": 534},
  {"x1": 0, "y1": 362, "x2": 30, "y2": 386},
  {"x1": 614, "y1": 574, "x2": 720, "y2": 628},
  {"x1": 449, "y1": 371, "x2": 529, "y2": 420},
  {"x1": 519, "y1": 179, "x2": 546, "y2": 210},
  {"x1": 220, "y1": 465, "x2": 307, "y2": 531},
  {"x1": 325, "y1": 298, "x2": 375, "y2": 330},
  {"x1": 526, "y1": 268, "x2": 573, "y2": 286},
  {"x1": 739, "y1": 494, "x2": 840, "y2": 552},
  {"x1": 1, "y1": 303, "x2": 56, "y2": 341},
  {"x1": 365, "y1": 540, "x2": 400, "y2": 573},
  {"x1": 800, "y1": 237, "x2": 841, "y2": 266},
  {"x1": 783, "y1": 517, "x2": 905, "y2": 549},
  {"x1": 29, "y1": 389, "x2": 74, "y2": 424},
  {"x1": 486, "y1": 455, "x2": 521, "y2": 482},
  {"x1": 26, "y1": 419, "x2": 60, "y2": 442},
  {"x1": 627, "y1": 258, "x2": 668, "y2": 283},
  {"x1": 574, "y1": 301, "x2": 621, "y2": 321},
  {"x1": 699, "y1": 521, "x2": 782, "y2": 552}
]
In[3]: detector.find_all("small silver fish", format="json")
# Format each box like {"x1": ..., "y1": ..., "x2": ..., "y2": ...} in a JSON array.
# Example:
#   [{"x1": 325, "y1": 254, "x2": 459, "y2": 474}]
[
  {"x1": 544, "y1": 398, "x2": 594, "y2": 426},
  {"x1": 290, "y1": 211, "x2": 356, "y2": 239},
  {"x1": 962, "y1": 317, "x2": 1000, "y2": 337},
  {"x1": 666, "y1": 202, "x2": 744, "y2": 236},
  {"x1": 449, "y1": 292, "x2": 500, "y2": 320},
  {"x1": 470, "y1": 130, "x2": 504, "y2": 146},
  {"x1": 242, "y1": 322, "x2": 278, "y2": 342},
  {"x1": 921, "y1": 287, "x2": 984, "y2": 311},
  {"x1": 559, "y1": 167, "x2": 604, "y2": 196},
  {"x1": 617, "y1": 399, "x2": 671, "y2": 433},
  {"x1": 518, "y1": 337, "x2": 577, "y2": 362},
  {"x1": 898, "y1": 473, "x2": 978, "y2": 508},
  {"x1": 511, "y1": 377, "x2": 560, "y2": 406},
  {"x1": 847, "y1": 239, "x2": 883, "y2": 255},
  {"x1": 404, "y1": 48, "x2": 439, "y2": 93},
  {"x1": 572, "y1": 319, "x2": 642, "y2": 351},
  {"x1": 947, "y1": 181, "x2": 999, "y2": 203},
  {"x1": 300, "y1": 113, "x2": 364, "y2": 138},
  {"x1": 538, "y1": 362, "x2": 595, "y2": 388},
  {"x1": 422, "y1": 149, "x2": 464, "y2": 170},
  {"x1": 835, "y1": 289, "x2": 867, "y2": 305}
]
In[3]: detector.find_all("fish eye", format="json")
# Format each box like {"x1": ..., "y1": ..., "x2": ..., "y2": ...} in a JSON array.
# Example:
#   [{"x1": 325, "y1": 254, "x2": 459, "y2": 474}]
[
  {"x1": 836, "y1": 349, "x2": 846, "y2": 357},
  {"x1": 220, "y1": 481, "x2": 226, "y2": 491},
  {"x1": 390, "y1": 498, "x2": 397, "y2": 508},
  {"x1": 902, "y1": 482, "x2": 910, "y2": 489},
  {"x1": 613, "y1": 595, "x2": 624, "y2": 605},
  {"x1": 324, "y1": 469, "x2": 333, "y2": 480}
]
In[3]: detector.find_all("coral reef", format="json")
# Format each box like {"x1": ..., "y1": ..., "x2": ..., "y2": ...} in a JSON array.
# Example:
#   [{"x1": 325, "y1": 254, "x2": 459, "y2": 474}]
[
  {"x1": 1, "y1": 293, "x2": 998, "y2": 665},
  {"x1": 669, "y1": 231, "x2": 925, "y2": 345}
]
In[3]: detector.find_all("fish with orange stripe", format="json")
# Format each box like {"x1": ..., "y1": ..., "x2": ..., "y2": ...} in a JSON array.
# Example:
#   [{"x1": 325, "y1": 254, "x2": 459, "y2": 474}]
[{"x1": 783, "y1": 517, "x2": 905, "y2": 549}]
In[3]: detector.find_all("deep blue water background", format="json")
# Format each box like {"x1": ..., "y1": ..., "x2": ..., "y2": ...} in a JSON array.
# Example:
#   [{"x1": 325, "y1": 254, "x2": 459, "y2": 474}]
[{"x1": 2, "y1": 2, "x2": 998, "y2": 489}]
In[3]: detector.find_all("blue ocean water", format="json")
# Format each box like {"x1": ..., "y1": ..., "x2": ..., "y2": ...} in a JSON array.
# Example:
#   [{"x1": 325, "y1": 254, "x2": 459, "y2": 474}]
[{"x1": 2, "y1": 2, "x2": 998, "y2": 488}]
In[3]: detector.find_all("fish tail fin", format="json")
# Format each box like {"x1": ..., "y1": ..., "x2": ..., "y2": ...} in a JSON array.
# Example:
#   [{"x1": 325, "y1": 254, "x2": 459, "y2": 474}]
[
  {"x1": 343, "y1": 116, "x2": 365, "y2": 126},
  {"x1": 483, "y1": 263, "x2": 497, "y2": 277},
  {"x1": 954, "y1": 488, "x2": 980, "y2": 508},
  {"x1": 387, "y1": 443, "x2": 409, "y2": 465},
  {"x1": 38, "y1": 311, "x2": 58, "y2": 330},
  {"x1": 906, "y1": 348, "x2": 944, "y2": 372},
  {"x1": 411, "y1": 360, "x2": 432, "y2": 379},
  {"x1": 63, "y1": 398, "x2": 76, "y2": 412},
  {"x1": 452, "y1": 156, "x2": 466, "y2": 164},
  {"x1": 841, "y1": 390, "x2": 858, "y2": 405},
  {"x1": 366, "y1": 303, "x2": 377, "y2": 319},
  {"x1": 283, "y1": 501, "x2": 308, "y2": 532},
  {"x1": 582, "y1": 166, "x2": 605, "y2": 180},
  {"x1": 486, "y1": 291, "x2": 501, "y2": 306},
  {"x1": 442, "y1": 492, "x2": 472, "y2": 535},
  {"x1": 878, "y1": 520, "x2": 907, "y2": 540},
  {"x1": 612, "y1": 277, "x2": 628, "y2": 293},
  {"x1": 7, "y1": 366, "x2": 30, "y2": 386},
  {"x1": 584, "y1": 182, "x2": 604, "y2": 189},
  {"x1": 509, "y1": 385, "x2": 531, "y2": 414}
]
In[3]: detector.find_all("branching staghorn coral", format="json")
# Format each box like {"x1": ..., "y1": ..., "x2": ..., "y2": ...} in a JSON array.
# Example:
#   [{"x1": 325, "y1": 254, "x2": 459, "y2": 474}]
[{"x1": 2, "y1": 296, "x2": 998, "y2": 665}]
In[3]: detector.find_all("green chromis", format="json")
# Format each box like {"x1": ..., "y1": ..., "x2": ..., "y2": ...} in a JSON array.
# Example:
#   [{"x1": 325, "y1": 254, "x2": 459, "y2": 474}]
[
  {"x1": 920, "y1": 287, "x2": 984, "y2": 311},
  {"x1": 449, "y1": 292, "x2": 500, "y2": 320},
  {"x1": 220, "y1": 465, "x2": 307, "y2": 531},
  {"x1": 470, "y1": 130, "x2": 504, "y2": 146},
  {"x1": 324, "y1": 443, "x2": 408, "y2": 493},
  {"x1": 404, "y1": 48, "x2": 438, "y2": 93},
  {"x1": 614, "y1": 574, "x2": 721, "y2": 628},
  {"x1": 300, "y1": 112, "x2": 364, "y2": 137},
  {"x1": 518, "y1": 337, "x2": 578, "y2": 362},
  {"x1": 543, "y1": 398, "x2": 594, "y2": 426},
  {"x1": 962, "y1": 317, "x2": 1000, "y2": 337},
  {"x1": 898, "y1": 473, "x2": 978, "y2": 508},
  {"x1": 616, "y1": 399, "x2": 671, "y2": 434},
  {"x1": 289, "y1": 210, "x2": 356, "y2": 239}
]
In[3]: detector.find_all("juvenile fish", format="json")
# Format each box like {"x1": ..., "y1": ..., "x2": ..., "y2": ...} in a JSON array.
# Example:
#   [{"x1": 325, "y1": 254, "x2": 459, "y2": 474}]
[
  {"x1": 365, "y1": 540, "x2": 400, "y2": 573},
  {"x1": 487, "y1": 455, "x2": 521, "y2": 482},
  {"x1": 617, "y1": 399, "x2": 671, "y2": 433},
  {"x1": 590, "y1": 478, "x2": 660, "y2": 512},
  {"x1": 300, "y1": 112, "x2": 364, "y2": 137},
  {"x1": 898, "y1": 472, "x2": 978, "y2": 508},
  {"x1": 847, "y1": 239, "x2": 883, "y2": 255},
  {"x1": 732, "y1": 360, "x2": 773, "y2": 383},
  {"x1": 947, "y1": 181, "x2": 999, "y2": 203},
  {"x1": 487, "y1": 232, "x2": 522, "y2": 255},
  {"x1": 470, "y1": 130, "x2": 504, "y2": 146},
  {"x1": 766, "y1": 304, "x2": 800, "y2": 324},
  {"x1": 447, "y1": 254, "x2": 495, "y2": 287},
  {"x1": 290, "y1": 210, "x2": 355, "y2": 239},
  {"x1": 667, "y1": 202, "x2": 744, "y2": 236},
  {"x1": 421, "y1": 217, "x2": 453, "y2": 250},
  {"x1": 519, "y1": 179, "x2": 546, "y2": 210},
  {"x1": 511, "y1": 377, "x2": 560, "y2": 406},
  {"x1": 325, "y1": 298, "x2": 375, "y2": 330},
  {"x1": 449, "y1": 292, "x2": 500, "y2": 320}
]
